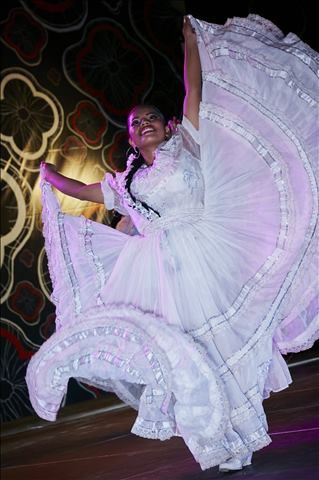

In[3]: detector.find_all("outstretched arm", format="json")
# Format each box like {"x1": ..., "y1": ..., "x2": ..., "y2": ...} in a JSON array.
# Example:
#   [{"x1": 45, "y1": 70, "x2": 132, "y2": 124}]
[
  {"x1": 41, "y1": 162, "x2": 104, "y2": 204},
  {"x1": 182, "y1": 16, "x2": 201, "y2": 130}
]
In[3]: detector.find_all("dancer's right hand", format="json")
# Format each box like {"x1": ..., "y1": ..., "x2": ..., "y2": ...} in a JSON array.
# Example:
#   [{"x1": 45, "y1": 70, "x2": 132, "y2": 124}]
[
  {"x1": 40, "y1": 161, "x2": 57, "y2": 181},
  {"x1": 167, "y1": 116, "x2": 181, "y2": 137},
  {"x1": 183, "y1": 16, "x2": 196, "y2": 45}
]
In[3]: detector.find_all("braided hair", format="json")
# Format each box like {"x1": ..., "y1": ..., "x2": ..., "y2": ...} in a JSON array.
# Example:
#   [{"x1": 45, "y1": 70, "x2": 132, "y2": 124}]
[
  {"x1": 124, "y1": 151, "x2": 160, "y2": 217},
  {"x1": 124, "y1": 104, "x2": 165, "y2": 217}
]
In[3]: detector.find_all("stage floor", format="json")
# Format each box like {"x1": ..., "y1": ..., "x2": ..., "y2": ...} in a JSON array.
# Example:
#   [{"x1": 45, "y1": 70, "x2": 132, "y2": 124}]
[{"x1": 1, "y1": 356, "x2": 318, "y2": 480}]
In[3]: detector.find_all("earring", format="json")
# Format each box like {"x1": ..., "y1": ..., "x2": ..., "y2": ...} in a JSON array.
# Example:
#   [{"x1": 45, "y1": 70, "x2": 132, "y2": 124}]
[
  {"x1": 126, "y1": 145, "x2": 140, "y2": 160},
  {"x1": 133, "y1": 146, "x2": 140, "y2": 158}
]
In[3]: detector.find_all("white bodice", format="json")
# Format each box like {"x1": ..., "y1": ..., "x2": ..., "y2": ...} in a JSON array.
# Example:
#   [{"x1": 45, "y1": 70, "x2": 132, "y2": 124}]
[{"x1": 102, "y1": 119, "x2": 205, "y2": 235}]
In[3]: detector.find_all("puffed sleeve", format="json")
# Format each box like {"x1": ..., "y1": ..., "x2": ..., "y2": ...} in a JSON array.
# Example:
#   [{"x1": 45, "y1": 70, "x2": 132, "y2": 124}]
[{"x1": 100, "y1": 173, "x2": 128, "y2": 215}]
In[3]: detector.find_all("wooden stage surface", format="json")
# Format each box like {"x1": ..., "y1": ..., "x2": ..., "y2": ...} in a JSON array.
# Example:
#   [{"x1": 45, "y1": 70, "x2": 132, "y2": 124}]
[{"x1": 1, "y1": 350, "x2": 318, "y2": 480}]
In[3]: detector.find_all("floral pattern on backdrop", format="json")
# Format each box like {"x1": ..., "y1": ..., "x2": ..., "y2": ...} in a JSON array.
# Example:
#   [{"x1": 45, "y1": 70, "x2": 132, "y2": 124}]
[{"x1": 0, "y1": 0, "x2": 185, "y2": 422}]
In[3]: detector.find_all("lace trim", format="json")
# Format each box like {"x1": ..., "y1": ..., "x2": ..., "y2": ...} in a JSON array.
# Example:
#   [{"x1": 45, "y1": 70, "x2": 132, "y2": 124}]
[
  {"x1": 131, "y1": 365, "x2": 273, "y2": 470},
  {"x1": 206, "y1": 45, "x2": 318, "y2": 107},
  {"x1": 195, "y1": 102, "x2": 292, "y2": 331},
  {"x1": 76, "y1": 377, "x2": 142, "y2": 410},
  {"x1": 192, "y1": 427, "x2": 272, "y2": 470},
  {"x1": 106, "y1": 126, "x2": 201, "y2": 225},
  {"x1": 229, "y1": 18, "x2": 319, "y2": 75},
  {"x1": 130, "y1": 130, "x2": 183, "y2": 203},
  {"x1": 80, "y1": 217, "x2": 108, "y2": 306},
  {"x1": 131, "y1": 417, "x2": 176, "y2": 441},
  {"x1": 190, "y1": 13, "x2": 284, "y2": 41},
  {"x1": 26, "y1": 302, "x2": 281, "y2": 470},
  {"x1": 103, "y1": 173, "x2": 128, "y2": 216},
  {"x1": 26, "y1": 318, "x2": 170, "y2": 420},
  {"x1": 26, "y1": 303, "x2": 227, "y2": 421},
  {"x1": 196, "y1": 73, "x2": 318, "y2": 368},
  {"x1": 141, "y1": 208, "x2": 204, "y2": 235},
  {"x1": 230, "y1": 14, "x2": 284, "y2": 38},
  {"x1": 40, "y1": 180, "x2": 62, "y2": 322},
  {"x1": 278, "y1": 324, "x2": 319, "y2": 354},
  {"x1": 109, "y1": 154, "x2": 160, "y2": 222},
  {"x1": 192, "y1": 14, "x2": 318, "y2": 75},
  {"x1": 58, "y1": 212, "x2": 82, "y2": 315},
  {"x1": 277, "y1": 230, "x2": 318, "y2": 333}
]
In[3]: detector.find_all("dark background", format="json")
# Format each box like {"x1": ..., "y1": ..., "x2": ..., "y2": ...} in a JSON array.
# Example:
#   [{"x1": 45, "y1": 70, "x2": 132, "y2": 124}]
[{"x1": 185, "y1": 0, "x2": 318, "y2": 51}]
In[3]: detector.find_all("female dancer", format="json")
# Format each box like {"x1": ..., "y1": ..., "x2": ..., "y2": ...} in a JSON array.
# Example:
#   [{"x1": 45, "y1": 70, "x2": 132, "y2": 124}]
[{"x1": 27, "y1": 15, "x2": 318, "y2": 472}]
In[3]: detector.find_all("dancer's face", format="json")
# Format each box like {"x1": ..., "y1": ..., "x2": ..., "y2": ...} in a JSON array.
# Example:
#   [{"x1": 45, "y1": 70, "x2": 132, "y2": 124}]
[{"x1": 128, "y1": 105, "x2": 168, "y2": 151}]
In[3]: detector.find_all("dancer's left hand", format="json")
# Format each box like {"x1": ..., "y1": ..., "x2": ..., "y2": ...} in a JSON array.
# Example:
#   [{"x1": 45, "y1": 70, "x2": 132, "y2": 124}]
[{"x1": 167, "y1": 116, "x2": 181, "y2": 138}]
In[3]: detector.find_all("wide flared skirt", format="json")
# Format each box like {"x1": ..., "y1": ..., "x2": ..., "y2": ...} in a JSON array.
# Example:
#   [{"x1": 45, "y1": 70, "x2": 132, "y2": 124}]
[{"x1": 26, "y1": 14, "x2": 318, "y2": 470}]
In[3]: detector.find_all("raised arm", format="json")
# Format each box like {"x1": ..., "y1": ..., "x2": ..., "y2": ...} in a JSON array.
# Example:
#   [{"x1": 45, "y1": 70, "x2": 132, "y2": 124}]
[
  {"x1": 41, "y1": 162, "x2": 104, "y2": 204},
  {"x1": 182, "y1": 16, "x2": 201, "y2": 130}
]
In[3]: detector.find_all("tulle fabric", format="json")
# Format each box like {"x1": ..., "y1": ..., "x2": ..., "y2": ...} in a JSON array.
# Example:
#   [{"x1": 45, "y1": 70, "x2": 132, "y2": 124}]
[{"x1": 26, "y1": 14, "x2": 318, "y2": 470}]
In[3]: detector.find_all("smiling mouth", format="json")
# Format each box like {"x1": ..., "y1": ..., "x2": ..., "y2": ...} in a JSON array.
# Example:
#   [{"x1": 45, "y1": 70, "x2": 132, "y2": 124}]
[{"x1": 141, "y1": 127, "x2": 155, "y2": 136}]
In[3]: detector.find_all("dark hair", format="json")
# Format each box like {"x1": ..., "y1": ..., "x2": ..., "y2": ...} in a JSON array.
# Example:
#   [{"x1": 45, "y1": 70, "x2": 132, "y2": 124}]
[
  {"x1": 124, "y1": 151, "x2": 160, "y2": 217},
  {"x1": 124, "y1": 104, "x2": 164, "y2": 217},
  {"x1": 126, "y1": 104, "x2": 165, "y2": 129}
]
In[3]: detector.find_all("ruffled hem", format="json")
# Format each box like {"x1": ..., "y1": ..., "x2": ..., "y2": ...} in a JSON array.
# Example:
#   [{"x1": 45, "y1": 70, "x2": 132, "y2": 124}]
[
  {"x1": 197, "y1": 430, "x2": 272, "y2": 471},
  {"x1": 277, "y1": 325, "x2": 319, "y2": 355},
  {"x1": 25, "y1": 305, "x2": 226, "y2": 464},
  {"x1": 131, "y1": 418, "x2": 177, "y2": 441},
  {"x1": 26, "y1": 303, "x2": 280, "y2": 470}
]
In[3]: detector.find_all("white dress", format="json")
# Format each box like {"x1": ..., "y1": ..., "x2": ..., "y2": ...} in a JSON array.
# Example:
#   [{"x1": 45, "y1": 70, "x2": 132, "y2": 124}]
[{"x1": 26, "y1": 14, "x2": 319, "y2": 470}]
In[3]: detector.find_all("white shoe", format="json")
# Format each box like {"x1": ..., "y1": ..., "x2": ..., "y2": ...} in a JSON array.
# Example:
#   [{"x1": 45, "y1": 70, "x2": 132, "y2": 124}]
[{"x1": 219, "y1": 454, "x2": 252, "y2": 472}]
